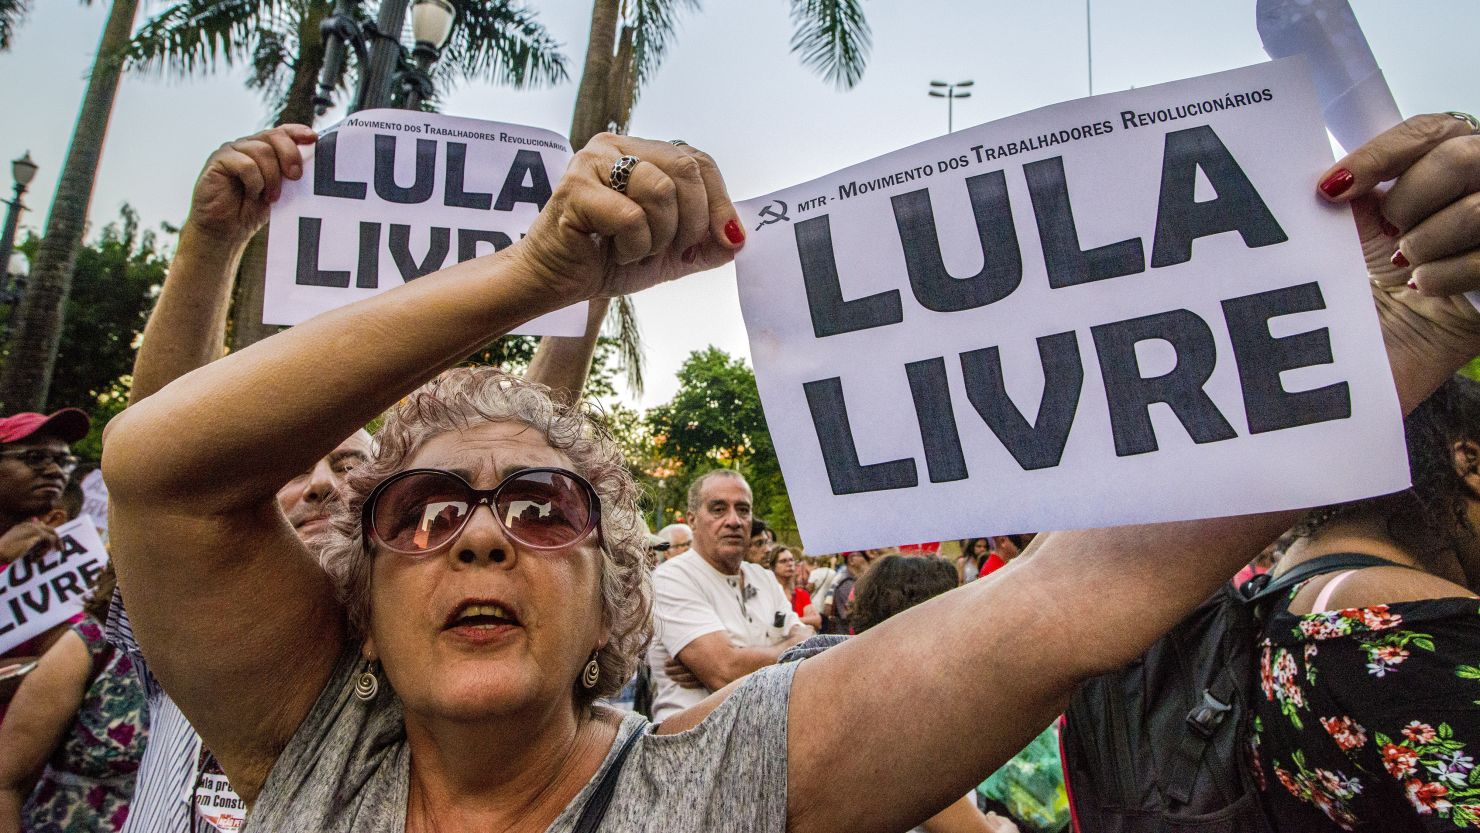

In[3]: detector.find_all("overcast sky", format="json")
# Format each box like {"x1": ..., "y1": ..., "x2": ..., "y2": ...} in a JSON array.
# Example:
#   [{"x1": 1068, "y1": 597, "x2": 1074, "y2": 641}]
[{"x1": 2, "y1": 0, "x2": 1476, "y2": 409}]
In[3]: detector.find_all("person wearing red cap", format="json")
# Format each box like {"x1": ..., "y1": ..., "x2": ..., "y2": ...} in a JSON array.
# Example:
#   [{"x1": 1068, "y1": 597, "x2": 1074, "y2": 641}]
[{"x1": 0, "y1": 408, "x2": 88, "y2": 567}]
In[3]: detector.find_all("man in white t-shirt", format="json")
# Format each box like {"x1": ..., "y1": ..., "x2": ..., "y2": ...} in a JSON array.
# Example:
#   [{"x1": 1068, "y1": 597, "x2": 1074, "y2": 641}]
[{"x1": 648, "y1": 470, "x2": 810, "y2": 722}]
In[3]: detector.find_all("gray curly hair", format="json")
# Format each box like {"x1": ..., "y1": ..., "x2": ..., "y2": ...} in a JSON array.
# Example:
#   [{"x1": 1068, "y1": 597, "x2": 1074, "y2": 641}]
[{"x1": 317, "y1": 367, "x2": 653, "y2": 706}]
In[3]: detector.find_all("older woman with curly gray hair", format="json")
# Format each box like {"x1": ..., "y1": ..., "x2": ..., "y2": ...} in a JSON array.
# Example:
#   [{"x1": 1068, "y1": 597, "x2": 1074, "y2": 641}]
[{"x1": 102, "y1": 112, "x2": 1480, "y2": 833}]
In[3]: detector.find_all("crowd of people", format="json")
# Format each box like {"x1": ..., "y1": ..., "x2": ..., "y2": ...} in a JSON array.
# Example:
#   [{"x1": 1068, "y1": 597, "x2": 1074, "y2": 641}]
[{"x1": 0, "y1": 109, "x2": 1475, "y2": 833}]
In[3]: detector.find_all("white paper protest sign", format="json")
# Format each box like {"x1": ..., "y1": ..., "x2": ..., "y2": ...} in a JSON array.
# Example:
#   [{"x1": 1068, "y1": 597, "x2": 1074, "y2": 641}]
[
  {"x1": 264, "y1": 110, "x2": 587, "y2": 335},
  {"x1": 735, "y1": 58, "x2": 1408, "y2": 553},
  {"x1": 81, "y1": 468, "x2": 108, "y2": 539},
  {"x1": 0, "y1": 517, "x2": 109, "y2": 655}
]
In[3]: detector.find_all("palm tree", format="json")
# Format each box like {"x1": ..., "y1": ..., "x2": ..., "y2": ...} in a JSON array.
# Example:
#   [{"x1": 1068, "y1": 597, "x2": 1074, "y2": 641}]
[
  {"x1": 0, "y1": 0, "x2": 139, "y2": 412},
  {"x1": 0, "y1": 0, "x2": 31, "y2": 50},
  {"x1": 566, "y1": 0, "x2": 871, "y2": 396},
  {"x1": 124, "y1": 0, "x2": 569, "y2": 348}
]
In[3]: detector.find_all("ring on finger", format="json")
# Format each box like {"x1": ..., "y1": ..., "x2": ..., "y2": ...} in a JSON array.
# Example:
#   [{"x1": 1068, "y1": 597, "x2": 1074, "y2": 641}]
[
  {"x1": 608, "y1": 155, "x2": 641, "y2": 194},
  {"x1": 668, "y1": 139, "x2": 689, "y2": 147},
  {"x1": 1447, "y1": 111, "x2": 1480, "y2": 134}
]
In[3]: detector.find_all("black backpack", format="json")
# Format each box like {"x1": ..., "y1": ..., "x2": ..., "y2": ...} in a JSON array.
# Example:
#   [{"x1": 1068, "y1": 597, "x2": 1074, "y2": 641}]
[{"x1": 1060, "y1": 553, "x2": 1394, "y2": 833}]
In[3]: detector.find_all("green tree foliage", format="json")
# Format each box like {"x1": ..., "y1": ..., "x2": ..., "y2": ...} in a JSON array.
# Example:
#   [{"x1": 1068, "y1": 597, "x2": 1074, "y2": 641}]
[
  {"x1": 4, "y1": 206, "x2": 169, "y2": 460},
  {"x1": 645, "y1": 347, "x2": 792, "y2": 533}
]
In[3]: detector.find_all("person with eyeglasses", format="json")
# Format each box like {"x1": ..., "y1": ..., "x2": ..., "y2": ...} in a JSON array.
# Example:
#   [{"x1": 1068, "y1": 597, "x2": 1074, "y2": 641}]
[
  {"x1": 101, "y1": 114, "x2": 1480, "y2": 833},
  {"x1": 0, "y1": 409, "x2": 91, "y2": 716},
  {"x1": 95, "y1": 126, "x2": 620, "y2": 833}
]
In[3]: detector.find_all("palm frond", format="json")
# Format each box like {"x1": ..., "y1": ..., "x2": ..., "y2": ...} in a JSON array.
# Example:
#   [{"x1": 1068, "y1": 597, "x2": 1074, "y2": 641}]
[
  {"x1": 125, "y1": 0, "x2": 279, "y2": 77},
  {"x1": 435, "y1": 0, "x2": 569, "y2": 90},
  {"x1": 0, "y1": 0, "x2": 32, "y2": 51},
  {"x1": 787, "y1": 0, "x2": 870, "y2": 89},
  {"x1": 606, "y1": 294, "x2": 644, "y2": 396},
  {"x1": 627, "y1": 0, "x2": 698, "y2": 91}
]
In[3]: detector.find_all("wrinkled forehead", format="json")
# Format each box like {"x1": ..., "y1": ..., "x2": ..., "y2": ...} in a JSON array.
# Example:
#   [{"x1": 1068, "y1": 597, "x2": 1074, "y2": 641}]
[{"x1": 402, "y1": 421, "x2": 577, "y2": 486}]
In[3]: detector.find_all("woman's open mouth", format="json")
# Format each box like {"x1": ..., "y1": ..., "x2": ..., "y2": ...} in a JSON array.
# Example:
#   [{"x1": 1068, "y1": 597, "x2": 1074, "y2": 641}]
[{"x1": 443, "y1": 601, "x2": 523, "y2": 643}]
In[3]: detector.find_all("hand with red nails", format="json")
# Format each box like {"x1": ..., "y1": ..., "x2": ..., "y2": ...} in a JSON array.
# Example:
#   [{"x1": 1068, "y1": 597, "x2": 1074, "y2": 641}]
[
  {"x1": 1316, "y1": 113, "x2": 1480, "y2": 392},
  {"x1": 186, "y1": 124, "x2": 318, "y2": 247},
  {"x1": 512, "y1": 133, "x2": 744, "y2": 303}
]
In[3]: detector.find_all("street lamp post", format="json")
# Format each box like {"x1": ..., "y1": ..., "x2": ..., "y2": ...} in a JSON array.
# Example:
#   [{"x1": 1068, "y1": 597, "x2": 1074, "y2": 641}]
[
  {"x1": 402, "y1": 0, "x2": 457, "y2": 110},
  {"x1": 313, "y1": 0, "x2": 458, "y2": 116},
  {"x1": 0, "y1": 152, "x2": 38, "y2": 301},
  {"x1": 928, "y1": 79, "x2": 974, "y2": 134}
]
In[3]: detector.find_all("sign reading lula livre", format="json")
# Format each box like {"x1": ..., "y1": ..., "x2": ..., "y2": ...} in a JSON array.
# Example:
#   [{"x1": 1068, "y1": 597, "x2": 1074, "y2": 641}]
[
  {"x1": 264, "y1": 110, "x2": 586, "y2": 335},
  {"x1": 735, "y1": 58, "x2": 1407, "y2": 553},
  {"x1": 0, "y1": 517, "x2": 108, "y2": 655}
]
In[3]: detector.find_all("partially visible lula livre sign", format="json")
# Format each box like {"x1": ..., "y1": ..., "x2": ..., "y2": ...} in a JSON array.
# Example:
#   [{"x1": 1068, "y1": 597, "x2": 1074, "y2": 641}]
[
  {"x1": 265, "y1": 110, "x2": 586, "y2": 336},
  {"x1": 734, "y1": 57, "x2": 1406, "y2": 553}
]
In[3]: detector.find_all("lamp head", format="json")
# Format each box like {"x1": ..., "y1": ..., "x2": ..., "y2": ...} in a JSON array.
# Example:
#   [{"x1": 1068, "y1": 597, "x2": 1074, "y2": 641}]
[
  {"x1": 8, "y1": 251, "x2": 28, "y2": 279},
  {"x1": 11, "y1": 152, "x2": 37, "y2": 188},
  {"x1": 410, "y1": 0, "x2": 457, "y2": 51},
  {"x1": 957, "y1": 80, "x2": 975, "y2": 88}
]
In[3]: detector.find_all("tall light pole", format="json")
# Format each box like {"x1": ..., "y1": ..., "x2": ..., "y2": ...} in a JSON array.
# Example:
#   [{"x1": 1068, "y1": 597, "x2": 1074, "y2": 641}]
[
  {"x1": 1086, "y1": 0, "x2": 1094, "y2": 95},
  {"x1": 0, "y1": 152, "x2": 38, "y2": 306},
  {"x1": 928, "y1": 80, "x2": 973, "y2": 134}
]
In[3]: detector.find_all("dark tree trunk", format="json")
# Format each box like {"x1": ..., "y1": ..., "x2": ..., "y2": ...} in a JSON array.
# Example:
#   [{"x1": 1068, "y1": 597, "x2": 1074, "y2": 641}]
[
  {"x1": 568, "y1": 0, "x2": 620, "y2": 151},
  {"x1": 0, "y1": 0, "x2": 139, "y2": 412}
]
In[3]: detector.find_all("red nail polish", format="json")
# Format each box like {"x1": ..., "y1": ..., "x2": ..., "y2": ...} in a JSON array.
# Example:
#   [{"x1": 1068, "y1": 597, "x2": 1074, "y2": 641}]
[
  {"x1": 1378, "y1": 217, "x2": 1400, "y2": 237},
  {"x1": 1407, "y1": 279, "x2": 1419, "y2": 290},
  {"x1": 724, "y1": 218, "x2": 745, "y2": 246},
  {"x1": 1319, "y1": 169, "x2": 1354, "y2": 198},
  {"x1": 1391, "y1": 250, "x2": 1409, "y2": 268}
]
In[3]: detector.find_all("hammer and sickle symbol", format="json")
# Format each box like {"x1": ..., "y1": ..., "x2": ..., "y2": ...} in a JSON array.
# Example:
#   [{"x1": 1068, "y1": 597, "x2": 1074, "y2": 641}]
[{"x1": 755, "y1": 200, "x2": 790, "y2": 229}]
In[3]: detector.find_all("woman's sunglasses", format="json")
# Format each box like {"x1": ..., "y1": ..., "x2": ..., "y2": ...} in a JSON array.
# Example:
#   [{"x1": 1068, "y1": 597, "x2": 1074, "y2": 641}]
[{"x1": 362, "y1": 467, "x2": 601, "y2": 554}]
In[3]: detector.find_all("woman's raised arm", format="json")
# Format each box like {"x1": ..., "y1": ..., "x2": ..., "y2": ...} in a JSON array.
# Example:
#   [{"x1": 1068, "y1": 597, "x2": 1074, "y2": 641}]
[
  {"x1": 783, "y1": 113, "x2": 1480, "y2": 833},
  {"x1": 101, "y1": 133, "x2": 741, "y2": 799}
]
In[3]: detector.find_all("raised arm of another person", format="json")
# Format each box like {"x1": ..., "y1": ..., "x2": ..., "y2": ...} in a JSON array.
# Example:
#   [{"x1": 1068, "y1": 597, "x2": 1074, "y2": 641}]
[
  {"x1": 101, "y1": 133, "x2": 742, "y2": 803},
  {"x1": 780, "y1": 113, "x2": 1480, "y2": 833},
  {"x1": 0, "y1": 631, "x2": 90, "y2": 833},
  {"x1": 129, "y1": 126, "x2": 316, "y2": 403},
  {"x1": 525, "y1": 297, "x2": 612, "y2": 405}
]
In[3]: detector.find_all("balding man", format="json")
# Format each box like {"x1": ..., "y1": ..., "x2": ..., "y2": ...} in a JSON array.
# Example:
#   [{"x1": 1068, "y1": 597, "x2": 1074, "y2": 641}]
[{"x1": 647, "y1": 470, "x2": 811, "y2": 722}]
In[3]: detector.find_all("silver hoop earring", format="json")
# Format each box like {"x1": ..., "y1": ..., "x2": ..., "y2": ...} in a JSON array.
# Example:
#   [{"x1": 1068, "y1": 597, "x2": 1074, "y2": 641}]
[
  {"x1": 354, "y1": 660, "x2": 380, "y2": 702},
  {"x1": 581, "y1": 653, "x2": 601, "y2": 689}
]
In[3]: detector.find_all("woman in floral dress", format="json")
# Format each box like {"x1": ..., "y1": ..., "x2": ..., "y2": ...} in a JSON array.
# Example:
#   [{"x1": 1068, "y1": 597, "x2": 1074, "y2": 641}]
[
  {"x1": 1252, "y1": 375, "x2": 1480, "y2": 832},
  {"x1": 0, "y1": 566, "x2": 148, "y2": 832}
]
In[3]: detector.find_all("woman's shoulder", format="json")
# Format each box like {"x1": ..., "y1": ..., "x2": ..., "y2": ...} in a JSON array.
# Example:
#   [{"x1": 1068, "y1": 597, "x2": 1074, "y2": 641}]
[{"x1": 1268, "y1": 567, "x2": 1480, "y2": 646}]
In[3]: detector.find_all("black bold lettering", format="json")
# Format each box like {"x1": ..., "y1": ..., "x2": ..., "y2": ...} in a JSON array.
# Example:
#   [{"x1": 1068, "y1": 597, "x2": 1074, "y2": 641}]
[
  {"x1": 356, "y1": 222, "x2": 381, "y2": 288},
  {"x1": 387, "y1": 225, "x2": 451, "y2": 281},
  {"x1": 374, "y1": 135, "x2": 436, "y2": 204},
  {"x1": 1092, "y1": 309, "x2": 1238, "y2": 456},
  {"x1": 313, "y1": 131, "x2": 367, "y2": 200},
  {"x1": 960, "y1": 332, "x2": 1084, "y2": 470},
  {"x1": 796, "y1": 215, "x2": 903, "y2": 338},
  {"x1": 20, "y1": 585, "x2": 50, "y2": 615},
  {"x1": 1024, "y1": 156, "x2": 1145, "y2": 288},
  {"x1": 892, "y1": 170, "x2": 1022, "y2": 311},
  {"x1": 444, "y1": 142, "x2": 493, "y2": 210},
  {"x1": 904, "y1": 358, "x2": 968, "y2": 483},
  {"x1": 1221, "y1": 282, "x2": 1350, "y2": 434},
  {"x1": 295, "y1": 218, "x2": 350, "y2": 287},
  {"x1": 457, "y1": 229, "x2": 514, "y2": 262},
  {"x1": 1150, "y1": 125, "x2": 1288, "y2": 267},
  {"x1": 804, "y1": 377, "x2": 918, "y2": 494},
  {"x1": 494, "y1": 150, "x2": 553, "y2": 211},
  {"x1": 50, "y1": 571, "x2": 84, "y2": 603}
]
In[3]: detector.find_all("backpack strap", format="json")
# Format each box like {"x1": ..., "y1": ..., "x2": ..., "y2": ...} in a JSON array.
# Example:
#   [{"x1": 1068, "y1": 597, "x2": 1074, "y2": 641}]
[
  {"x1": 571, "y1": 723, "x2": 646, "y2": 833},
  {"x1": 1248, "y1": 553, "x2": 1400, "y2": 603},
  {"x1": 1164, "y1": 554, "x2": 1398, "y2": 806}
]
